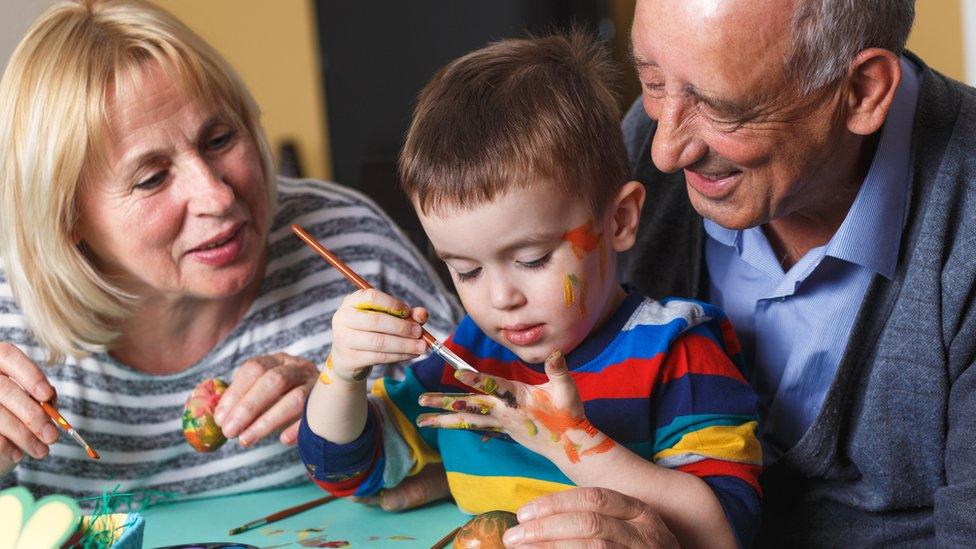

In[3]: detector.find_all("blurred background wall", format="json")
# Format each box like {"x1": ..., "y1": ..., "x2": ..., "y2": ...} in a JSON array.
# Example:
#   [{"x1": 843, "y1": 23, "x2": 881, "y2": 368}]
[{"x1": 0, "y1": 0, "x2": 970, "y2": 261}]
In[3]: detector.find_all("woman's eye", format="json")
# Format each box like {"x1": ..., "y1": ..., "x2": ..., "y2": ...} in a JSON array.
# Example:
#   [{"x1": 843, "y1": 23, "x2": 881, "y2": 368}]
[
  {"x1": 135, "y1": 171, "x2": 167, "y2": 190},
  {"x1": 455, "y1": 267, "x2": 482, "y2": 283},
  {"x1": 518, "y1": 253, "x2": 552, "y2": 270},
  {"x1": 205, "y1": 130, "x2": 236, "y2": 152}
]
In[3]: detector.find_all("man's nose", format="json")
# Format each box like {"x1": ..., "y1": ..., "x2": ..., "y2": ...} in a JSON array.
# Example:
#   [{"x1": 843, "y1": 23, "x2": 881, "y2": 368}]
[{"x1": 650, "y1": 96, "x2": 708, "y2": 173}]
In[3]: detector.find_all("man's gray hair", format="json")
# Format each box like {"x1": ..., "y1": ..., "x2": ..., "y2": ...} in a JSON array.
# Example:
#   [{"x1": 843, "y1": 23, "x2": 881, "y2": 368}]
[{"x1": 787, "y1": 0, "x2": 916, "y2": 94}]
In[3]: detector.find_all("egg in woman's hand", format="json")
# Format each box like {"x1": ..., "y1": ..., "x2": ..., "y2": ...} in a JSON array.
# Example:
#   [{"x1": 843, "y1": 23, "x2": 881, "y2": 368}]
[{"x1": 182, "y1": 378, "x2": 229, "y2": 452}]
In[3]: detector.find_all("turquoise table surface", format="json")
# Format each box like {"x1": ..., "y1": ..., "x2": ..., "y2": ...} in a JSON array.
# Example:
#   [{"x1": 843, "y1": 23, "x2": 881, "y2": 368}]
[{"x1": 141, "y1": 483, "x2": 469, "y2": 548}]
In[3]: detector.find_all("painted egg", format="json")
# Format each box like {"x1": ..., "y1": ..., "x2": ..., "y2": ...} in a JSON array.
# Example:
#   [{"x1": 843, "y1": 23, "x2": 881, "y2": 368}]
[
  {"x1": 182, "y1": 378, "x2": 228, "y2": 452},
  {"x1": 453, "y1": 510, "x2": 519, "y2": 549}
]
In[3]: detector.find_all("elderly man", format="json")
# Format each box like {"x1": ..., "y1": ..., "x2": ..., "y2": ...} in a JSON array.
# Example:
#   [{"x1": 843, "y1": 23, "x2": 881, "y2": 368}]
[{"x1": 500, "y1": 0, "x2": 975, "y2": 547}]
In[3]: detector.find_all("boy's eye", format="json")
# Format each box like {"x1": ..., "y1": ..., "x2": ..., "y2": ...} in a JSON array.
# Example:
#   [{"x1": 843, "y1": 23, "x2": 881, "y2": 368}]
[
  {"x1": 455, "y1": 267, "x2": 482, "y2": 283},
  {"x1": 517, "y1": 253, "x2": 552, "y2": 270}
]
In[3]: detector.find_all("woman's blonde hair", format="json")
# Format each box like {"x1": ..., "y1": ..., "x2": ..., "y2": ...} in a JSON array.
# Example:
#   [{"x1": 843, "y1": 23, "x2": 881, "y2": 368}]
[{"x1": 0, "y1": 0, "x2": 276, "y2": 363}]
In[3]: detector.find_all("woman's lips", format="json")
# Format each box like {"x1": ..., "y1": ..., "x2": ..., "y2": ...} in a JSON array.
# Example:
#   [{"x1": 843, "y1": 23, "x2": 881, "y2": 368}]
[
  {"x1": 188, "y1": 224, "x2": 246, "y2": 267},
  {"x1": 501, "y1": 324, "x2": 545, "y2": 347},
  {"x1": 684, "y1": 169, "x2": 742, "y2": 200}
]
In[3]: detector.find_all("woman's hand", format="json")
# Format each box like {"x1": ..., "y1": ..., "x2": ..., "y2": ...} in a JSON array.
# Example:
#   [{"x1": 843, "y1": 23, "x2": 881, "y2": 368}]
[
  {"x1": 0, "y1": 343, "x2": 59, "y2": 474},
  {"x1": 416, "y1": 351, "x2": 614, "y2": 466},
  {"x1": 213, "y1": 352, "x2": 318, "y2": 446},
  {"x1": 502, "y1": 487, "x2": 678, "y2": 548},
  {"x1": 328, "y1": 289, "x2": 429, "y2": 384}
]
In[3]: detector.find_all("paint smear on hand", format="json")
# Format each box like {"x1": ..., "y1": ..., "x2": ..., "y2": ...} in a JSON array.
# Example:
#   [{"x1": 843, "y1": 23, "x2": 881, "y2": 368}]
[
  {"x1": 354, "y1": 302, "x2": 409, "y2": 318},
  {"x1": 524, "y1": 419, "x2": 538, "y2": 437},
  {"x1": 458, "y1": 371, "x2": 519, "y2": 408},
  {"x1": 528, "y1": 391, "x2": 614, "y2": 463},
  {"x1": 565, "y1": 274, "x2": 588, "y2": 318}
]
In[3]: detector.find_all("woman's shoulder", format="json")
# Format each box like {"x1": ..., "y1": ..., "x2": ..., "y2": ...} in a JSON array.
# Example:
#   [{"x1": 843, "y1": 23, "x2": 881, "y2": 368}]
[{"x1": 273, "y1": 177, "x2": 397, "y2": 228}]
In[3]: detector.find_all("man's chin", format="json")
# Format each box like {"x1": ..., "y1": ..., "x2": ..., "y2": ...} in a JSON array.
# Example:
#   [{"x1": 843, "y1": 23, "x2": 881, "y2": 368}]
[{"x1": 687, "y1": 193, "x2": 764, "y2": 231}]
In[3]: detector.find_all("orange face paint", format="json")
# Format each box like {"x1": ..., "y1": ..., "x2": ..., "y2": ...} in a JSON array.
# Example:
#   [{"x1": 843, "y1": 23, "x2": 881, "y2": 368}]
[
  {"x1": 562, "y1": 220, "x2": 601, "y2": 260},
  {"x1": 563, "y1": 220, "x2": 608, "y2": 283}
]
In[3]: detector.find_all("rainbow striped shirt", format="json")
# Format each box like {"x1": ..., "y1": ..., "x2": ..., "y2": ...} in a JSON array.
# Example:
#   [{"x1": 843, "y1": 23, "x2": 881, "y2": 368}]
[{"x1": 299, "y1": 290, "x2": 762, "y2": 545}]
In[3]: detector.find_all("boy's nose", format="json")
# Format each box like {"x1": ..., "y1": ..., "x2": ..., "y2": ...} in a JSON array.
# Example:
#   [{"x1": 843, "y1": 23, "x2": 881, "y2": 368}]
[{"x1": 488, "y1": 274, "x2": 525, "y2": 311}]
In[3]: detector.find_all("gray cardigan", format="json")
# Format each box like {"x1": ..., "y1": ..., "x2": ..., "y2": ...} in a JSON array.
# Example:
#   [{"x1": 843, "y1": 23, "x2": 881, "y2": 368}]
[{"x1": 620, "y1": 55, "x2": 976, "y2": 547}]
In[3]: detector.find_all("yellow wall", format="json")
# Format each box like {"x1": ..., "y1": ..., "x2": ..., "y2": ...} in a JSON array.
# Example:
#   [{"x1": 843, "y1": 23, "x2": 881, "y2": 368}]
[
  {"x1": 907, "y1": 0, "x2": 965, "y2": 81},
  {"x1": 154, "y1": 0, "x2": 332, "y2": 180}
]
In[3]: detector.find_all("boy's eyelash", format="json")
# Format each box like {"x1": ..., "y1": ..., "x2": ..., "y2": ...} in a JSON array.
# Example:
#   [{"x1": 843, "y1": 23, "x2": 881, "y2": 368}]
[
  {"x1": 455, "y1": 267, "x2": 481, "y2": 283},
  {"x1": 518, "y1": 253, "x2": 552, "y2": 270}
]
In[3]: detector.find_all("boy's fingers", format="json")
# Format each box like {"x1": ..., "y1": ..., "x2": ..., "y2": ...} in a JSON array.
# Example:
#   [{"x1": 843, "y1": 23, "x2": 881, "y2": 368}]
[
  {"x1": 342, "y1": 330, "x2": 428, "y2": 356},
  {"x1": 343, "y1": 312, "x2": 423, "y2": 340},
  {"x1": 410, "y1": 307, "x2": 429, "y2": 325},
  {"x1": 418, "y1": 393, "x2": 494, "y2": 415},
  {"x1": 350, "y1": 289, "x2": 410, "y2": 318},
  {"x1": 453, "y1": 370, "x2": 521, "y2": 408},
  {"x1": 416, "y1": 412, "x2": 503, "y2": 432}
]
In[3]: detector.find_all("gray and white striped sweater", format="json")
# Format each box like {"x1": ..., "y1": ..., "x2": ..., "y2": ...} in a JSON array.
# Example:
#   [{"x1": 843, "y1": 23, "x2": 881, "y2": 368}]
[{"x1": 0, "y1": 177, "x2": 460, "y2": 502}]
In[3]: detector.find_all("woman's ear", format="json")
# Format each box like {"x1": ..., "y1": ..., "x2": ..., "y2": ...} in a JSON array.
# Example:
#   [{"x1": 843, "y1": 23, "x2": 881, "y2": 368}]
[
  {"x1": 609, "y1": 181, "x2": 645, "y2": 252},
  {"x1": 844, "y1": 48, "x2": 901, "y2": 136}
]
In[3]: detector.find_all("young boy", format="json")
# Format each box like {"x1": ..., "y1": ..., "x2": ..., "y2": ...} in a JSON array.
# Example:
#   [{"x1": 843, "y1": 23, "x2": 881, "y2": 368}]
[{"x1": 299, "y1": 32, "x2": 761, "y2": 547}]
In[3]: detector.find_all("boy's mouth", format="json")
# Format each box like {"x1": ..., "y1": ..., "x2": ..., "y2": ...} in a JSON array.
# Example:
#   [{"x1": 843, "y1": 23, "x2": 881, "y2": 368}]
[{"x1": 501, "y1": 323, "x2": 545, "y2": 347}]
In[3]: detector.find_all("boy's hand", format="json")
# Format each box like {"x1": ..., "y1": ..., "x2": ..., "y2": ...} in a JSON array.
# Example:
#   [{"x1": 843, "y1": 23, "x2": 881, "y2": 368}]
[
  {"x1": 329, "y1": 289, "x2": 430, "y2": 383},
  {"x1": 416, "y1": 351, "x2": 615, "y2": 466}
]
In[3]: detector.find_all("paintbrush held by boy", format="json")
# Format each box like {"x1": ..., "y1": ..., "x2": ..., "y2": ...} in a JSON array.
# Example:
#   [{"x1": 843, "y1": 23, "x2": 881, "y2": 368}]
[{"x1": 298, "y1": 31, "x2": 763, "y2": 548}]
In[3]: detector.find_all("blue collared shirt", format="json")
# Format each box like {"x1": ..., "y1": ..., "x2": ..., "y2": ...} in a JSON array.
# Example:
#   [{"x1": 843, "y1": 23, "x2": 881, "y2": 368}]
[{"x1": 704, "y1": 57, "x2": 921, "y2": 464}]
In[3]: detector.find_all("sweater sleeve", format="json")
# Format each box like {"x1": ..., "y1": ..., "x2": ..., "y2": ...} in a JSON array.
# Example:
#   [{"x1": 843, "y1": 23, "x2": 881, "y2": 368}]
[
  {"x1": 650, "y1": 311, "x2": 763, "y2": 548},
  {"x1": 297, "y1": 352, "x2": 451, "y2": 497}
]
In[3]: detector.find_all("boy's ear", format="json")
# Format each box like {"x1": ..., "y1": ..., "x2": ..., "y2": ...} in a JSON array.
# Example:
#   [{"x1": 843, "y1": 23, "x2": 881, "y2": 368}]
[{"x1": 609, "y1": 181, "x2": 645, "y2": 252}]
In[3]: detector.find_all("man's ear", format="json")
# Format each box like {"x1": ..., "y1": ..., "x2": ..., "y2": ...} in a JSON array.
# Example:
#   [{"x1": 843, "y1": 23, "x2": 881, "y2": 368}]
[
  {"x1": 844, "y1": 48, "x2": 901, "y2": 136},
  {"x1": 609, "y1": 180, "x2": 645, "y2": 252}
]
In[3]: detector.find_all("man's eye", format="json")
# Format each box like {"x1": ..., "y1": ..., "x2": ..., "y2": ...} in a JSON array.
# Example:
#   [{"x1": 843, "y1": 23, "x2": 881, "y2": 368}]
[
  {"x1": 455, "y1": 267, "x2": 482, "y2": 283},
  {"x1": 135, "y1": 171, "x2": 167, "y2": 190},
  {"x1": 518, "y1": 253, "x2": 552, "y2": 270}
]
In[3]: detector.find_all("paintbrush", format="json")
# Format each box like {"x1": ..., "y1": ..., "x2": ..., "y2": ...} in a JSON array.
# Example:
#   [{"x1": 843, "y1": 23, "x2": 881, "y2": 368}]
[
  {"x1": 290, "y1": 224, "x2": 478, "y2": 372},
  {"x1": 228, "y1": 494, "x2": 337, "y2": 535},
  {"x1": 429, "y1": 525, "x2": 462, "y2": 549},
  {"x1": 39, "y1": 401, "x2": 100, "y2": 460}
]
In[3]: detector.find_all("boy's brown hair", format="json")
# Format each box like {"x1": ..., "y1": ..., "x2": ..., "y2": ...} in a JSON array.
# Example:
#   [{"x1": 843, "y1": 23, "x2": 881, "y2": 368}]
[{"x1": 399, "y1": 30, "x2": 629, "y2": 217}]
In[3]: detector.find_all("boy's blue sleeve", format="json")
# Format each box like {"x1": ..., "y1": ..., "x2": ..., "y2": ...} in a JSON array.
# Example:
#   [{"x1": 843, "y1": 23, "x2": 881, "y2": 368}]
[{"x1": 297, "y1": 398, "x2": 385, "y2": 497}]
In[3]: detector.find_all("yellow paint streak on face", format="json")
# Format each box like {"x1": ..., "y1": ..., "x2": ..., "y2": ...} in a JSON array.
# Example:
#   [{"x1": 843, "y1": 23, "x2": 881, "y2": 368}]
[
  {"x1": 354, "y1": 302, "x2": 409, "y2": 318},
  {"x1": 325, "y1": 354, "x2": 334, "y2": 370},
  {"x1": 524, "y1": 419, "x2": 538, "y2": 437},
  {"x1": 567, "y1": 274, "x2": 588, "y2": 319},
  {"x1": 563, "y1": 275, "x2": 576, "y2": 307},
  {"x1": 318, "y1": 370, "x2": 332, "y2": 385}
]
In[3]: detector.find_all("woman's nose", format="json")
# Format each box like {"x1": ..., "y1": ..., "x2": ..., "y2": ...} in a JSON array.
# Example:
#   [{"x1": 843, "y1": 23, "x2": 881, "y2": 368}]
[{"x1": 185, "y1": 156, "x2": 235, "y2": 216}]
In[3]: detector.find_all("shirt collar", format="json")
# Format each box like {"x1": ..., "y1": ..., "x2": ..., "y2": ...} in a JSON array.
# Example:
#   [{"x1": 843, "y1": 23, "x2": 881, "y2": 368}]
[
  {"x1": 823, "y1": 56, "x2": 920, "y2": 279},
  {"x1": 704, "y1": 56, "x2": 921, "y2": 279}
]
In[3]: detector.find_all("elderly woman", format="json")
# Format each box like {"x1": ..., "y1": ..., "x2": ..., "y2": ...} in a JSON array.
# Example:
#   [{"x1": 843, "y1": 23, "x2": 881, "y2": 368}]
[{"x1": 0, "y1": 0, "x2": 457, "y2": 501}]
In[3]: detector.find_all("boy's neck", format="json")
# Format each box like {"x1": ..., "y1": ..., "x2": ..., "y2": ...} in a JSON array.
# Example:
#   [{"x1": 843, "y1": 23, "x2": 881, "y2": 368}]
[{"x1": 590, "y1": 283, "x2": 628, "y2": 339}]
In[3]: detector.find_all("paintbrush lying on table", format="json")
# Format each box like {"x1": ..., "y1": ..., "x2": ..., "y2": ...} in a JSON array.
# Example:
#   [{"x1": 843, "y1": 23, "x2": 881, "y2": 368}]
[
  {"x1": 290, "y1": 224, "x2": 477, "y2": 372},
  {"x1": 229, "y1": 494, "x2": 337, "y2": 535}
]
